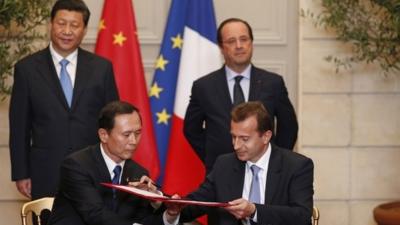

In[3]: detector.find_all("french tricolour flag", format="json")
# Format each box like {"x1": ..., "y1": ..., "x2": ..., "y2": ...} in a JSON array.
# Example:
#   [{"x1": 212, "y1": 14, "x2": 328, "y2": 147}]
[{"x1": 149, "y1": 0, "x2": 222, "y2": 202}]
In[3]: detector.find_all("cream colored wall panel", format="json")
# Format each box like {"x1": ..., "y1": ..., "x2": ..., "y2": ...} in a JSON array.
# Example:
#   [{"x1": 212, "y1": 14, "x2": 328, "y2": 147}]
[
  {"x1": 302, "y1": 95, "x2": 351, "y2": 146},
  {"x1": 253, "y1": 45, "x2": 298, "y2": 104},
  {"x1": 0, "y1": 99, "x2": 9, "y2": 146},
  {"x1": 0, "y1": 148, "x2": 26, "y2": 200},
  {"x1": 302, "y1": 148, "x2": 349, "y2": 200},
  {"x1": 0, "y1": 201, "x2": 25, "y2": 225},
  {"x1": 352, "y1": 63, "x2": 400, "y2": 93},
  {"x1": 350, "y1": 201, "x2": 386, "y2": 225},
  {"x1": 352, "y1": 95, "x2": 400, "y2": 146},
  {"x1": 351, "y1": 148, "x2": 400, "y2": 199},
  {"x1": 84, "y1": 0, "x2": 167, "y2": 44},
  {"x1": 214, "y1": 0, "x2": 287, "y2": 45},
  {"x1": 314, "y1": 201, "x2": 349, "y2": 225},
  {"x1": 83, "y1": 0, "x2": 102, "y2": 43},
  {"x1": 301, "y1": 41, "x2": 352, "y2": 93}
]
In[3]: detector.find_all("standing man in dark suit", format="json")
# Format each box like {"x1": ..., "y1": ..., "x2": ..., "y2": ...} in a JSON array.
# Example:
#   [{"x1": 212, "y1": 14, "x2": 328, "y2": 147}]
[
  {"x1": 166, "y1": 101, "x2": 313, "y2": 225},
  {"x1": 184, "y1": 18, "x2": 298, "y2": 173},
  {"x1": 9, "y1": 0, "x2": 119, "y2": 200},
  {"x1": 48, "y1": 101, "x2": 177, "y2": 225}
]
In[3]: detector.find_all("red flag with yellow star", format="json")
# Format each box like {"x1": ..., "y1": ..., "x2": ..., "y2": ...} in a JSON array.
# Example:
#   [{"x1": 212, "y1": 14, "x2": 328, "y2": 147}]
[{"x1": 95, "y1": 0, "x2": 160, "y2": 179}]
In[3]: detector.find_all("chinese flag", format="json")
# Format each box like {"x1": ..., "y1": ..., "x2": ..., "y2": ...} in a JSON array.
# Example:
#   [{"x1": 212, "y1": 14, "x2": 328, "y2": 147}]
[{"x1": 95, "y1": 0, "x2": 160, "y2": 179}]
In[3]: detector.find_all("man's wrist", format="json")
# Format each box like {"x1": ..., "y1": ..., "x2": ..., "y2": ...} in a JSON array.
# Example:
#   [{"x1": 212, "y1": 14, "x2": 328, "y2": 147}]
[
  {"x1": 166, "y1": 209, "x2": 179, "y2": 217},
  {"x1": 250, "y1": 203, "x2": 257, "y2": 219},
  {"x1": 164, "y1": 210, "x2": 180, "y2": 225}
]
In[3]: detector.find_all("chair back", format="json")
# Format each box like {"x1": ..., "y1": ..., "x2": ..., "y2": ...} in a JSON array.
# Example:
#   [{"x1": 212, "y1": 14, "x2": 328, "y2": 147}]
[
  {"x1": 313, "y1": 206, "x2": 320, "y2": 225},
  {"x1": 21, "y1": 197, "x2": 54, "y2": 225}
]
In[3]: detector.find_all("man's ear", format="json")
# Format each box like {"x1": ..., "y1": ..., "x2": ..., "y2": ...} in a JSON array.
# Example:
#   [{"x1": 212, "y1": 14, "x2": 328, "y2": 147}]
[
  {"x1": 98, "y1": 128, "x2": 108, "y2": 143},
  {"x1": 48, "y1": 22, "x2": 52, "y2": 35},
  {"x1": 263, "y1": 130, "x2": 273, "y2": 144},
  {"x1": 83, "y1": 26, "x2": 88, "y2": 36}
]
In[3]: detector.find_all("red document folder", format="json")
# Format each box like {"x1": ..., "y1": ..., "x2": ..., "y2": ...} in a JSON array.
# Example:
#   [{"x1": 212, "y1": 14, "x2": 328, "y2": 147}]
[{"x1": 101, "y1": 183, "x2": 229, "y2": 207}]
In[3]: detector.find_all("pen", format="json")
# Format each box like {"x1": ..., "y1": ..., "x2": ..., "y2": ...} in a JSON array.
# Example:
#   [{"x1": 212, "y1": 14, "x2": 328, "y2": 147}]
[{"x1": 127, "y1": 178, "x2": 162, "y2": 189}]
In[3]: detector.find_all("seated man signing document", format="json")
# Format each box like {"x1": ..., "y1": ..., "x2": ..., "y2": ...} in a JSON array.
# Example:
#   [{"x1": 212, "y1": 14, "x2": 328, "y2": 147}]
[
  {"x1": 165, "y1": 101, "x2": 314, "y2": 225},
  {"x1": 48, "y1": 101, "x2": 175, "y2": 225}
]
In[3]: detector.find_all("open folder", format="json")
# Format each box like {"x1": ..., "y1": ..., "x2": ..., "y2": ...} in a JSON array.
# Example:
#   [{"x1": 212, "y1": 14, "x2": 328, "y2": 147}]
[{"x1": 101, "y1": 183, "x2": 229, "y2": 207}]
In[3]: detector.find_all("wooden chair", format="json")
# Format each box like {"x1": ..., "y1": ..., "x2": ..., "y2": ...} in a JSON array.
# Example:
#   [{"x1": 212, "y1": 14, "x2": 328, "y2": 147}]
[
  {"x1": 313, "y1": 206, "x2": 320, "y2": 225},
  {"x1": 21, "y1": 197, "x2": 54, "y2": 225}
]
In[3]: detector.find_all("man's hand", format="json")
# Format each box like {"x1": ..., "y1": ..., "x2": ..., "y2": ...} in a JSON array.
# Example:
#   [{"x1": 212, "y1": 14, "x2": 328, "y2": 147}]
[
  {"x1": 129, "y1": 175, "x2": 158, "y2": 193},
  {"x1": 224, "y1": 198, "x2": 256, "y2": 219},
  {"x1": 129, "y1": 175, "x2": 162, "y2": 208},
  {"x1": 165, "y1": 194, "x2": 186, "y2": 224},
  {"x1": 16, "y1": 178, "x2": 31, "y2": 198}
]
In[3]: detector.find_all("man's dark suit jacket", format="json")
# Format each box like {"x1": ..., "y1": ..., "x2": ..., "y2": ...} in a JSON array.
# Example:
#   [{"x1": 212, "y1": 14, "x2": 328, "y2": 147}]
[
  {"x1": 179, "y1": 145, "x2": 314, "y2": 225},
  {"x1": 184, "y1": 66, "x2": 298, "y2": 172},
  {"x1": 9, "y1": 47, "x2": 119, "y2": 199},
  {"x1": 48, "y1": 144, "x2": 164, "y2": 225}
]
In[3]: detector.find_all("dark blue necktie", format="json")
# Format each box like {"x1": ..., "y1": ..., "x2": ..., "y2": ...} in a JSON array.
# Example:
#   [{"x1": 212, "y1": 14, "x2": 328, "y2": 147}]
[
  {"x1": 111, "y1": 165, "x2": 122, "y2": 210},
  {"x1": 233, "y1": 75, "x2": 245, "y2": 105},
  {"x1": 112, "y1": 165, "x2": 122, "y2": 186},
  {"x1": 59, "y1": 59, "x2": 73, "y2": 107},
  {"x1": 249, "y1": 165, "x2": 261, "y2": 204}
]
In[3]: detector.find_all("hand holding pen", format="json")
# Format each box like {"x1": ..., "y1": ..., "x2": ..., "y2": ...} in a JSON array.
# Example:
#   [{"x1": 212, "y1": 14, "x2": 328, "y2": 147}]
[{"x1": 128, "y1": 175, "x2": 160, "y2": 194}]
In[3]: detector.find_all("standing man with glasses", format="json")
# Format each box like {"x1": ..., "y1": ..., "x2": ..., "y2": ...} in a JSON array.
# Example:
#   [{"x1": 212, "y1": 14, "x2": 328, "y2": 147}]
[
  {"x1": 9, "y1": 0, "x2": 118, "y2": 200},
  {"x1": 184, "y1": 18, "x2": 298, "y2": 174}
]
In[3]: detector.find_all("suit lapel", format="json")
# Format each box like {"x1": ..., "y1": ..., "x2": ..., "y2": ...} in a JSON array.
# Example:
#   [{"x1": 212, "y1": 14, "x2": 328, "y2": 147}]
[
  {"x1": 91, "y1": 145, "x2": 121, "y2": 211},
  {"x1": 231, "y1": 158, "x2": 246, "y2": 199},
  {"x1": 214, "y1": 67, "x2": 234, "y2": 113},
  {"x1": 92, "y1": 144, "x2": 112, "y2": 183},
  {"x1": 36, "y1": 47, "x2": 70, "y2": 109},
  {"x1": 265, "y1": 146, "x2": 282, "y2": 204},
  {"x1": 71, "y1": 48, "x2": 92, "y2": 110},
  {"x1": 249, "y1": 66, "x2": 263, "y2": 101}
]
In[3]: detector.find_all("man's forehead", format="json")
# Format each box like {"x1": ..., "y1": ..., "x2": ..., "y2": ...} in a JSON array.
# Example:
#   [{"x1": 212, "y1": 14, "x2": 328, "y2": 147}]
[{"x1": 231, "y1": 117, "x2": 257, "y2": 131}]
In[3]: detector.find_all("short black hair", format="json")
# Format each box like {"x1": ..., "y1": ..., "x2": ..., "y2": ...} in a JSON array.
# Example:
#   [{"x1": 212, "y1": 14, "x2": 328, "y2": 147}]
[
  {"x1": 51, "y1": 0, "x2": 90, "y2": 26},
  {"x1": 98, "y1": 101, "x2": 141, "y2": 131},
  {"x1": 217, "y1": 18, "x2": 254, "y2": 46},
  {"x1": 231, "y1": 101, "x2": 272, "y2": 134}
]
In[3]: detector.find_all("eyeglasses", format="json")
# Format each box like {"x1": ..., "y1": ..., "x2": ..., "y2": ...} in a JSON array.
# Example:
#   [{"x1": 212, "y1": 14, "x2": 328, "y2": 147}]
[{"x1": 222, "y1": 36, "x2": 251, "y2": 46}]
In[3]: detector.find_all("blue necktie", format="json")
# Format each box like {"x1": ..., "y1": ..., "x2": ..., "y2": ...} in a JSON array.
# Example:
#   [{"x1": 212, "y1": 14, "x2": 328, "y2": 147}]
[
  {"x1": 59, "y1": 59, "x2": 73, "y2": 107},
  {"x1": 112, "y1": 165, "x2": 122, "y2": 186},
  {"x1": 111, "y1": 165, "x2": 122, "y2": 211},
  {"x1": 249, "y1": 165, "x2": 261, "y2": 204}
]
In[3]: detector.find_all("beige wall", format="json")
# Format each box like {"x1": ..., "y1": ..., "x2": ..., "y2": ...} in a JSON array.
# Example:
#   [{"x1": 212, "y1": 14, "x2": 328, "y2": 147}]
[
  {"x1": 299, "y1": 1, "x2": 400, "y2": 225},
  {"x1": 1, "y1": 0, "x2": 400, "y2": 224}
]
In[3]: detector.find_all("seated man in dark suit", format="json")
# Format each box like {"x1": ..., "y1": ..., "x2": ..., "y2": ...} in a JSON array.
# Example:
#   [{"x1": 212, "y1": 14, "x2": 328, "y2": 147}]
[
  {"x1": 166, "y1": 101, "x2": 314, "y2": 225},
  {"x1": 48, "y1": 101, "x2": 174, "y2": 225}
]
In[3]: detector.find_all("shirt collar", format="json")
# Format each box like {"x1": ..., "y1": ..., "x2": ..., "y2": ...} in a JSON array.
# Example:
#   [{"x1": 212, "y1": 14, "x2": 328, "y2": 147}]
[
  {"x1": 246, "y1": 143, "x2": 271, "y2": 171},
  {"x1": 225, "y1": 64, "x2": 252, "y2": 81},
  {"x1": 49, "y1": 42, "x2": 78, "y2": 65},
  {"x1": 100, "y1": 143, "x2": 125, "y2": 177}
]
